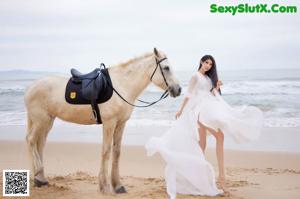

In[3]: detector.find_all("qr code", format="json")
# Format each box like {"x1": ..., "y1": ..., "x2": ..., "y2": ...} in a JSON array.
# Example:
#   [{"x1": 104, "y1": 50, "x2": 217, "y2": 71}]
[{"x1": 3, "y1": 170, "x2": 30, "y2": 197}]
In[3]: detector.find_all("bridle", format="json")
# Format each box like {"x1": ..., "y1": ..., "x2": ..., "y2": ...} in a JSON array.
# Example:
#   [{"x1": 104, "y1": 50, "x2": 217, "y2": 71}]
[
  {"x1": 150, "y1": 57, "x2": 169, "y2": 88},
  {"x1": 109, "y1": 57, "x2": 170, "y2": 108}
]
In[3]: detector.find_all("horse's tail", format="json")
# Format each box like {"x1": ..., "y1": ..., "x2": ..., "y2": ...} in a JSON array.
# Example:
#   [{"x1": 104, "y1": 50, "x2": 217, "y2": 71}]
[
  {"x1": 25, "y1": 107, "x2": 34, "y2": 177},
  {"x1": 24, "y1": 82, "x2": 34, "y2": 110},
  {"x1": 26, "y1": 113, "x2": 32, "y2": 135},
  {"x1": 24, "y1": 83, "x2": 34, "y2": 137}
]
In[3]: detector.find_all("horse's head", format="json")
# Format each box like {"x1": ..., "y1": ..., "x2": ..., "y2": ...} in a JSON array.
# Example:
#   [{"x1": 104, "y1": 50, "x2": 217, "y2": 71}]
[{"x1": 150, "y1": 48, "x2": 181, "y2": 97}]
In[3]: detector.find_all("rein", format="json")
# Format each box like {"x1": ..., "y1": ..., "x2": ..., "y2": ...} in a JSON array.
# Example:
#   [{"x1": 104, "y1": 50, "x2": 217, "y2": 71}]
[{"x1": 108, "y1": 57, "x2": 170, "y2": 108}]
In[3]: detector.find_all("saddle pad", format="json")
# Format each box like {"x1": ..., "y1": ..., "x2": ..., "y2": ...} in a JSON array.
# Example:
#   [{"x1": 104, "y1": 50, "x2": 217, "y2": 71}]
[{"x1": 65, "y1": 68, "x2": 113, "y2": 105}]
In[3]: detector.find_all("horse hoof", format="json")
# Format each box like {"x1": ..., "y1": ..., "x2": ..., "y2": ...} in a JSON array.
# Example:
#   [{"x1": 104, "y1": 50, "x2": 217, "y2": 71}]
[
  {"x1": 99, "y1": 185, "x2": 111, "y2": 194},
  {"x1": 34, "y1": 178, "x2": 49, "y2": 187},
  {"x1": 115, "y1": 185, "x2": 127, "y2": 194}
]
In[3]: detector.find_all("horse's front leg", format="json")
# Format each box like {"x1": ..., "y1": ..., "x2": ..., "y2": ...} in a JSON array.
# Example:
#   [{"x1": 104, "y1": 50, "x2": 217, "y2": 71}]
[
  {"x1": 111, "y1": 121, "x2": 126, "y2": 193},
  {"x1": 99, "y1": 121, "x2": 116, "y2": 194}
]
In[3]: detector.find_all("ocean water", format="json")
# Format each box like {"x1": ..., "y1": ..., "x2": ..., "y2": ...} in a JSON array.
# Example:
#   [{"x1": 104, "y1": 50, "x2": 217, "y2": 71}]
[{"x1": 0, "y1": 69, "x2": 300, "y2": 128}]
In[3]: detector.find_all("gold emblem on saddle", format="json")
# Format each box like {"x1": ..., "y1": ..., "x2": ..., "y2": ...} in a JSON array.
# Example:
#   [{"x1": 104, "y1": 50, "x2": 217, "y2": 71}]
[{"x1": 70, "y1": 92, "x2": 76, "y2": 99}]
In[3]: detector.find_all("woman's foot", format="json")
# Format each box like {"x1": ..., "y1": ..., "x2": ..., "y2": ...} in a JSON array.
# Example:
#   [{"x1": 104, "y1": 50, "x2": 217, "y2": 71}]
[{"x1": 217, "y1": 176, "x2": 229, "y2": 194}]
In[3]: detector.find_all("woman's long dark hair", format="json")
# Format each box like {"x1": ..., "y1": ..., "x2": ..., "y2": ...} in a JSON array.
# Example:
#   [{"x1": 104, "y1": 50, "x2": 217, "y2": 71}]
[{"x1": 197, "y1": 55, "x2": 221, "y2": 95}]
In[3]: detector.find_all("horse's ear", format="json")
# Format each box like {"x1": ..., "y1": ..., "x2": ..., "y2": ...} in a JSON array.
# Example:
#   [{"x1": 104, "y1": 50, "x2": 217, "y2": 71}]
[{"x1": 154, "y1": 48, "x2": 159, "y2": 57}]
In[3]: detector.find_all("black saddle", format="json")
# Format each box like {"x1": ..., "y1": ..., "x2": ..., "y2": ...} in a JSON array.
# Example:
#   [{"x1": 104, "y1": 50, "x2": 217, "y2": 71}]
[
  {"x1": 65, "y1": 66, "x2": 113, "y2": 124},
  {"x1": 71, "y1": 68, "x2": 107, "y2": 100},
  {"x1": 71, "y1": 68, "x2": 101, "y2": 80}
]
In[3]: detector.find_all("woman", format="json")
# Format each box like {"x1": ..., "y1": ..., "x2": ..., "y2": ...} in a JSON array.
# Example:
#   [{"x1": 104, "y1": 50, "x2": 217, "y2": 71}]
[{"x1": 145, "y1": 55, "x2": 263, "y2": 199}]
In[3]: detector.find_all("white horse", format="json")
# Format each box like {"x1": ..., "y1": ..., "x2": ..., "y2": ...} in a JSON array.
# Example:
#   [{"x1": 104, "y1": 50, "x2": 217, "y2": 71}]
[{"x1": 24, "y1": 48, "x2": 181, "y2": 194}]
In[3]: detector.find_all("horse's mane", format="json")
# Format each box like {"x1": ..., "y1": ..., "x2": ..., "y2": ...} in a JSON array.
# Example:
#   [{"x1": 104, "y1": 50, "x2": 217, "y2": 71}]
[{"x1": 118, "y1": 52, "x2": 153, "y2": 68}]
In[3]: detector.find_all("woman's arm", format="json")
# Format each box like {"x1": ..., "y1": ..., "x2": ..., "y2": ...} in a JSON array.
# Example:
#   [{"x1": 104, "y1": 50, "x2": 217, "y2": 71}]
[
  {"x1": 211, "y1": 80, "x2": 222, "y2": 96},
  {"x1": 175, "y1": 97, "x2": 189, "y2": 119},
  {"x1": 175, "y1": 74, "x2": 197, "y2": 119}
]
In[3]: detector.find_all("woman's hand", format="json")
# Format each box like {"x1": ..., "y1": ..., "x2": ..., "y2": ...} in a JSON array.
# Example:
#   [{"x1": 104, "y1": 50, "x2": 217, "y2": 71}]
[
  {"x1": 175, "y1": 110, "x2": 183, "y2": 119},
  {"x1": 176, "y1": 97, "x2": 189, "y2": 119},
  {"x1": 216, "y1": 80, "x2": 223, "y2": 90}
]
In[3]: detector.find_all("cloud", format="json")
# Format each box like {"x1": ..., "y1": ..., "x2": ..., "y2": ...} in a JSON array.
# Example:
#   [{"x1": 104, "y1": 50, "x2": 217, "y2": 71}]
[{"x1": 0, "y1": 0, "x2": 299, "y2": 72}]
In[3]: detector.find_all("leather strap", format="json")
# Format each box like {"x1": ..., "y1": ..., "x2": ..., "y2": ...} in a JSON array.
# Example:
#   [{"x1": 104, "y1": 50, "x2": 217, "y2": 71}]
[{"x1": 91, "y1": 99, "x2": 102, "y2": 124}]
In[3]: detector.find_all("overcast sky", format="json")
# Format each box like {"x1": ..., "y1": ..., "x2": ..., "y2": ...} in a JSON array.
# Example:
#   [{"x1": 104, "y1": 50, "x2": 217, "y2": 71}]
[{"x1": 0, "y1": 0, "x2": 299, "y2": 72}]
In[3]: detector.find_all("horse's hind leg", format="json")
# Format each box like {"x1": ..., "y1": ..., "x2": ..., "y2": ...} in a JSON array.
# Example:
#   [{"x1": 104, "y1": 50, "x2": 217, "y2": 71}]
[{"x1": 26, "y1": 111, "x2": 54, "y2": 187}]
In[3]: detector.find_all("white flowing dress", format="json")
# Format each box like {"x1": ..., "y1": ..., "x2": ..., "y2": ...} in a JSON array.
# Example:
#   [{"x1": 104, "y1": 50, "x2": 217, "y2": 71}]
[{"x1": 145, "y1": 72, "x2": 263, "y2": 199}]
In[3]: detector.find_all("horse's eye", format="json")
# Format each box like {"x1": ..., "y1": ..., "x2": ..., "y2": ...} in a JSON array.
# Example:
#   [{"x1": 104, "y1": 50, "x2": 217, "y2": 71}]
[{"x1": 164, "y1": 66, "x2": 170, "y2": 71}]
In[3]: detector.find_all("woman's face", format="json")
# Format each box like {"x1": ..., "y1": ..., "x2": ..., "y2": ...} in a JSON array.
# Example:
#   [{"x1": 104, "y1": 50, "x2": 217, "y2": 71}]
[{"x1": 201, "y1": 59, "x2": 213, "y2": 72}]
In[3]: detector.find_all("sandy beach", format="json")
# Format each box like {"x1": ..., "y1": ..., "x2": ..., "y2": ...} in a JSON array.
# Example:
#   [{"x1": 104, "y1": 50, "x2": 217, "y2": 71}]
[{"x1": 0, "y1": 138, "x2": 300, "y2": 199}]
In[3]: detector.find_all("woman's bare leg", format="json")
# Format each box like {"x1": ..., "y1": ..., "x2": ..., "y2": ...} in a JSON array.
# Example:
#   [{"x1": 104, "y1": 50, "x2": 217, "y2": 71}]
[
  {"x1": 197, "y1": 121, "x2": 227, "y2": 192},
  {"x1": 197, "y1": 122, "x2": 207, "y2": 154},
  {"x1": 207, "y1": 127, "x2": 226, "y2": 188},
  {"x1": 215, "y1": 131, "x2": 225, "y2": 182},
  {"x1": 198, "y1": 122, "x2": 225, "y2": 179}
]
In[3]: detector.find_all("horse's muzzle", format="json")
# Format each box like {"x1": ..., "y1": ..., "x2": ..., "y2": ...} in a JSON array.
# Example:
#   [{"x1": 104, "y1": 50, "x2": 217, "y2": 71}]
[{"x1": 169, "y1": 84, "x2": 181, "y2": 97}]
